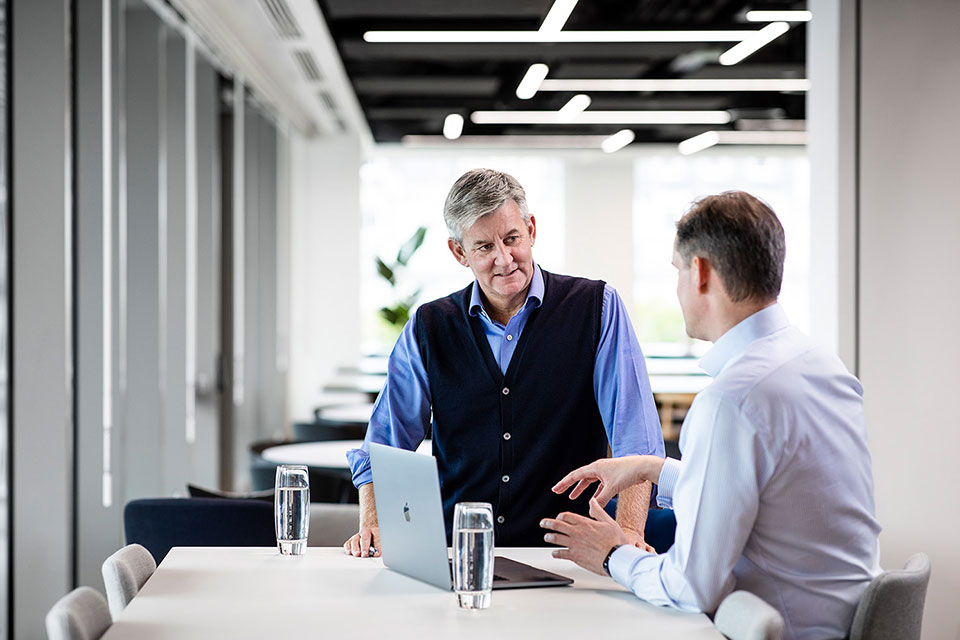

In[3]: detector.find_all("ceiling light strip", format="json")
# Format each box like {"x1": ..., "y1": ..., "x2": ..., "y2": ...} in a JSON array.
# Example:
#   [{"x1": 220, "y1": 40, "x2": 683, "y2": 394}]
[
  {"x1": 401, "y1": 134, "x2": 612, "y2": 149},
  {"x1": 678, "y1": 130, "x2": 807, "y2": 155},
  {"x1": 363, "y1": 30, "x2": 757, "y2": 44},
  {"x1": 557, "y1": 94, "x2": 591, "y2": 122},
  {"x1": 471, "y1": 110, "x2": 731, "y2": 125},
  {"x1": 539, "y1": 0, "x2": 579, "y2": 33},
  {"x1": 719, "y1": 22, "x2": 790, "y2": 66},
  {"x1": 601, "y1": 129, "x2": 636, "y2": 153},
  {"x1": 516, "y1": 63, "x2": 550, "y2": 99},
  {"x1": 443, "y1": 113, "x2": 464, "y2": 140},
  {"x1": 745, "y1": 10, "x2": 812, "y2": 22},
  {"x1": 539, "y1": 78, "x2": 810, "y2": 92}
]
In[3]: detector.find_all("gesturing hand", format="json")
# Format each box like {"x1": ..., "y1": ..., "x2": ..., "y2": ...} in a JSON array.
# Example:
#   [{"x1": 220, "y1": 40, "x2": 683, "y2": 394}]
[
  {"x1": 552, "y1": 456, "x2": 664, "y2": 507},
  {"x1": 540, "y1": 498, "x2": 631, "y2": 575}
]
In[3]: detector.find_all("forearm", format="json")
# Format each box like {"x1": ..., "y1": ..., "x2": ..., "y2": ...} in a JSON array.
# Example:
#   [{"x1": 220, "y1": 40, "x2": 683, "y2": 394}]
[
  {"x1": 359, "y1": 484, "x2": 378, "y2": 527},
  {"x1": 616, "y1": 480, "x2": 652, "y2": 538}
]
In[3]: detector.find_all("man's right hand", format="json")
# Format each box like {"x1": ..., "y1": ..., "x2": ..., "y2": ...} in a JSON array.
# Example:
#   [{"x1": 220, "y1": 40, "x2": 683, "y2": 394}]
[
  {"x1": 343, "y1": 483, "x2": 381, "y2": 557},
  {"x1": 343, "y1": 525, "x2": 381, "y2": 558},
  {"x1": 552, "y1": 455, "x2": 665, "y2": 507}
]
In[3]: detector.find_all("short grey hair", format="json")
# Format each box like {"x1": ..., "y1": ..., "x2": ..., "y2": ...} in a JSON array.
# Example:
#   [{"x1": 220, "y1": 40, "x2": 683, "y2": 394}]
[{"x1": 443, "y1": 169, "x2": 530, "y2": 243}]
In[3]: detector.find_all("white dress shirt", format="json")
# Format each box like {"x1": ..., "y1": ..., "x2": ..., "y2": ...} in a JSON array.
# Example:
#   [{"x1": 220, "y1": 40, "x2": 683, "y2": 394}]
[{"x1": 608, "y1": 304, "x2": 881, "y2": 640}]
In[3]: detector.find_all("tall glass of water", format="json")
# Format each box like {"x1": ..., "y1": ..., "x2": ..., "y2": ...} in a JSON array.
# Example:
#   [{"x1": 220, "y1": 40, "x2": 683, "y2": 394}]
[
  {"x1": 275, "y1": 465, "x2": 309, "y2": 555},
  {"x1": 453, "y1": 502, "x2": 494, "y2": 609}
]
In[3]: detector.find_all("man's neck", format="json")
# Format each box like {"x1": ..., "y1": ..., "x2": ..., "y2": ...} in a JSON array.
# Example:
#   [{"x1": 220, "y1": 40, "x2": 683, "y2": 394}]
[
  {"x1": 707, "y1": 299, "x2": 777, "y2": 343},
  {"x1": 481, "y1": 288, "x2": 530, "y2": 326}
]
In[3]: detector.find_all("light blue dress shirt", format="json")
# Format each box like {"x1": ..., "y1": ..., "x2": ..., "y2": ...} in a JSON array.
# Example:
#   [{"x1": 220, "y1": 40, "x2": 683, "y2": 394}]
[
  {"x1": 608, "y1": 304, "x2": 881, "y2": 640},
  {"x1": 347, "y1": 264, "x2": 664, "y2": 486}
]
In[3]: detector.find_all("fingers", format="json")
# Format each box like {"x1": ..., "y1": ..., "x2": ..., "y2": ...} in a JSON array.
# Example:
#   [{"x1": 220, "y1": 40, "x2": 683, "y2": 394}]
[
  {"x1": 588, "y1": 497, "x2": 617, "y2": 524},
  {"x1": 359, "y1": 529, "x2": 372, "y2": 558},
  {"x1": 568, "y1": 478, "x2": 598, "y2": 501},
  {"x1": 552, "y1": 466, "x2": 598, "y2": 495},
  {"x1": 370, "y1": 529, "x2": 382, "y2": 558},
  {"x1": 344, "y1": 529, "x2": 381, "y2": 558}
]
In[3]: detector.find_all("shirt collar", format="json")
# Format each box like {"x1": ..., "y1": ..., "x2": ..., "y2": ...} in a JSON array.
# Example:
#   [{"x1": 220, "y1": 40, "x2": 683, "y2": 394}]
[
  {"x1": 469, "y1": 262, "x2": 544, "y2": 318},
  {"x1": 699, "y1": 302, "x2": 790, "y2": 377}
]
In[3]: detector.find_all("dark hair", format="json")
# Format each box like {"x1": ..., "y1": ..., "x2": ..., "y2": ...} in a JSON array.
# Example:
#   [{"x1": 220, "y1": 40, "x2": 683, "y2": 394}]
[{"x1": 675, "y1": 191, "x2": 786, "y2": 303}]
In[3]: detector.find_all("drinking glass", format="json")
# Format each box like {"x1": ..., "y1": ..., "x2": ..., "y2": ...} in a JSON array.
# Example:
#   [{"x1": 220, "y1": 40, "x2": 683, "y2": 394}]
[
  {"x1": 275, "y1": 465, "x2": 310, "y2": 555},
  {"x1": 452, "y1": 502, "x2": 494, "y2": 609}
]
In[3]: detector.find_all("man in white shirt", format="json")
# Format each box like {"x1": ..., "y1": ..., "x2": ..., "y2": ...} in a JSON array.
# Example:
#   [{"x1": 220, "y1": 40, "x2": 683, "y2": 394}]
[{"x1": 541, "y1": 191, "x2": 881, "y2": 640}]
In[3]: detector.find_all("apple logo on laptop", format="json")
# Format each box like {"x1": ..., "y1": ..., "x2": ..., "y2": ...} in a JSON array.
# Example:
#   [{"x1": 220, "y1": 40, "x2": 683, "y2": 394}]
[{"x1": 403, "y1": 502, "x2": 411, "y2": 522}]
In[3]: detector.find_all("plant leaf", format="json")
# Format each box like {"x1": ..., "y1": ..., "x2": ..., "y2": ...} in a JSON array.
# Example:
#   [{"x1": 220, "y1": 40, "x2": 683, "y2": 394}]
[
  {"x1": 375, "y1": 257, "x2": 396, "y2": 286},
  {"x1": 396, "y1": 226, "x2": 427, "y2": 266},
  {"x1": 379, "y1": 306, "x2": 400, "y2": 325}
]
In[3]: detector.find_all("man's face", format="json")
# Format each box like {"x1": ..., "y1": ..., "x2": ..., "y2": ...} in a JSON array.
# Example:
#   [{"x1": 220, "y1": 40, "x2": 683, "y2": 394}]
[
  {"x1": 449, "y1": 199, "x2": 536, "y2": 306},
  {"x1": 672, "y1": 247, "x2": 703, "y2": 340}
]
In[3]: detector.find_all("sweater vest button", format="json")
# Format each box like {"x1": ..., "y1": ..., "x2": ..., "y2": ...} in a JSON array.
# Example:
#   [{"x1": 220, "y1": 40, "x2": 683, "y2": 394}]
[
  {"x1": 502, "y1": 387, "x2": 510, "y2": 395},
  {"x1": 496, "y1": 516, "x2": 505, "y2": 524},
  {"x1": 503, "y1": 432, "x2": 511, "y2": 440},
  {"x1": 502, "y1": 475, "x2": 510, "y2": 483}
]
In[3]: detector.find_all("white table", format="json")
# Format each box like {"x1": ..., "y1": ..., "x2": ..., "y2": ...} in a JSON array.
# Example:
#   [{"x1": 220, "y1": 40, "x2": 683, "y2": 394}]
[
  {"x1": 261, "y1": 439, "x2": 432, "y2": 469},
  {"x1": 103, "y1": 547, "x2": 723, "y2": 639}
]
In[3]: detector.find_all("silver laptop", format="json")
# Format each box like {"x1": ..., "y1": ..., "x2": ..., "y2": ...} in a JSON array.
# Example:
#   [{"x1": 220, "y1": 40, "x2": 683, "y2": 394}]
[{"x1": 369, "y1": 442, "x2": 573, "y2": 590}]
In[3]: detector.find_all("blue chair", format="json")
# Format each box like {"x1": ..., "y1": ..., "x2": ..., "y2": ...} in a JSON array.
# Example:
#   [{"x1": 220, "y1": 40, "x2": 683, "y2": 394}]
[{"x1": 123, "y1": 498, "x2": 275, "y2": 564}]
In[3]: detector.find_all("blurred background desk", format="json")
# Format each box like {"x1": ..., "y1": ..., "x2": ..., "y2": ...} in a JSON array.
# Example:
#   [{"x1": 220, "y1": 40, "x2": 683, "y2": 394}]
[{"x1": 102, "y1": 547, "x2": 723, "y2": 639}]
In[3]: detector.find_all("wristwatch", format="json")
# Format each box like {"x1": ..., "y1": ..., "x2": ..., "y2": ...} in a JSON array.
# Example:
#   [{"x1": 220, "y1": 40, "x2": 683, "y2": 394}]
[{"x1": 602, "y1": 545, "x2": 622, "y2": 576}]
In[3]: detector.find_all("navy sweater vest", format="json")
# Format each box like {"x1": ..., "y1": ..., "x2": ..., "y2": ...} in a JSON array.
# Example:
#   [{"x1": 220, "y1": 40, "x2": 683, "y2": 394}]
[{"x1": 416, "y1": 270, "x2": 608, "y2": 546}]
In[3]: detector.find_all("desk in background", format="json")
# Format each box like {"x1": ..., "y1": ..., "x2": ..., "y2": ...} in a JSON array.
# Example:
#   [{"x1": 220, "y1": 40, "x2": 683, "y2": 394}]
[{"x1": 103, "y1": 547, "x2": 723, "y2": 639}]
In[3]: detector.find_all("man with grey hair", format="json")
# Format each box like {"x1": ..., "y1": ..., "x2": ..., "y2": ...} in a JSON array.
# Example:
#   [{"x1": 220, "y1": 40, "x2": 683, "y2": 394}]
[
  {"x1": 345, "y1": 168, "x2": 664, "y2": 554},
  {"x1": 543, "y1": 191, "x2": 880, "y2": 639}
]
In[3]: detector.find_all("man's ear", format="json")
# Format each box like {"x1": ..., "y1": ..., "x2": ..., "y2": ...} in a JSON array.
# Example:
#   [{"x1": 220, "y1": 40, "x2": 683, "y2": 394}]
[
  {"x1": 448, "y1": 237, "x2": 469, "y2": 267},
  {"x1": 692, "y1": 255, "x2": 711, "y2": 293},
  {"x1": 527, "y1": 214, "x2": 537, "y2": 246}
]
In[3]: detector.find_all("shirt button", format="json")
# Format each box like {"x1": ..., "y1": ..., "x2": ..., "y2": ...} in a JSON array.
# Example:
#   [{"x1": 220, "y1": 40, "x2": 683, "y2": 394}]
[
  {"x1": 496, "y1": 516, "x2": 505, "y2": 524},
  {"x1": 506, "y1": 334, "x2": 513, "y2": 341},
  {"x1": 502, "y1": 475, "x2": 510, "y2": 483},
  {"x1": 503, "y1": 432, "x2": 511, "y2": 440},
  {"x1": 502, "y1": 387, "x2": 510, "y2": 395}
]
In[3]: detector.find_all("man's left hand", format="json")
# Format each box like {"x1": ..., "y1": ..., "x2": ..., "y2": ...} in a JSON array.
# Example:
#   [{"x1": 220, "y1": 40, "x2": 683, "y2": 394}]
[{"x1": 540, "y1": 498, "x2": 632, "y2": 575}]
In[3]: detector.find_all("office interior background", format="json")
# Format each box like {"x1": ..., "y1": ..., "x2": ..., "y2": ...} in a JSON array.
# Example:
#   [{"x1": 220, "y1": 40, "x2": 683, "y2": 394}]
[{"x1": 1, "y1": 0, "x2": 958, "y2": 637}]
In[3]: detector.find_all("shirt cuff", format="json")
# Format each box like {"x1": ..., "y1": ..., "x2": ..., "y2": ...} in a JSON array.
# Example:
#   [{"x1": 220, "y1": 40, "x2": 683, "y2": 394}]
[
  {"x1": 346, "y1": 448, "x2": 373, "y2": 488},
  {"x1": 608, "y1": 544, "x2": 653, "y2": 587},
  {"x1": 655, "y1": 457, "x2": 682, "y2": 509}
]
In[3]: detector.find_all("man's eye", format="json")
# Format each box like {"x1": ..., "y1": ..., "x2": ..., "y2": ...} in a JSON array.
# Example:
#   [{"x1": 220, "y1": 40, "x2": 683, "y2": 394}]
[{"x1": 478, "y1": 244, "x2": 492, "y2": 252}]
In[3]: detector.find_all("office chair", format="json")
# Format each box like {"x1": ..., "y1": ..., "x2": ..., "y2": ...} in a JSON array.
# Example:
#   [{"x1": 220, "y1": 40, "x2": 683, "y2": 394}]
[
  {"x1": 101, "y1": 543, "x2": 157, "y2": 620},
  {"x1": 849, "y1": 552, "x2": 931, "y2": 640},
  {"x1": 123, "y1": 497, "x2": 275, "y2": 563},
  {"x1": 714, "y1": 590, "x2": 784, "y2": 640},
  {"x1": 45, "y1": 586, "x2": 112, "y2": 640},
  {"x1": 308, "y1": 503, "x2": 360, "y2": 546}
]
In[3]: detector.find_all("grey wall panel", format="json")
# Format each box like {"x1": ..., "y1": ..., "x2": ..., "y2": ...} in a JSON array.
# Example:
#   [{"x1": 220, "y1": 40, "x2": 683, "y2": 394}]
[
  {"x1": 190, "y1": 56, "x2": 219, "y2": 489},
  {"x1": 257, "y1": 118, "x2": 281, "y2": 441},
  {"x1": 161, "y1": 26, "x2": 188, "y2": 495},
  {"x1": 75, "y1": 0, "x2": 124, "y2": 593},
  {"x1": 11, "y1": 0, "x2": 73, "y2": 635},
  {"x1": 122, "y1": 5, "x2": 162, "y2": 501}
]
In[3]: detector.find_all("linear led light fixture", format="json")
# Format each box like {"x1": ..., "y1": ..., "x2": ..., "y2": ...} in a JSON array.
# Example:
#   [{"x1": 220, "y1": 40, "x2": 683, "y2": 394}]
[
  {"x1": 719, "y1": 22, "x2": 790, "y2": 65},
  {"x1": 443, "y1": 113, "x2": 464, "y2": 140},
  {"x1": 678, "y1": 130, "x2": 807, "y2": 155},
  {"x1": 540, "y1": 0, "x2": 579, "y2": 33},
  {"x1": 471, "y1": 110, "x2": 731, "y2": 125},
  {"x1": 401, "y1": 135, "x2": 613, "y2": 149},
  {"x1": 557, "y1": 94, "x2": 591, "y2": 122},
  {"x1": 601, "y1": 129, "x2": 635, "y2": 153},
  {"x1": 539, "y1": 78, "x2": 810, "y2": 92},
  {"x1": 363, "y1": 30, "x2": 756, "y2": 44},
  {"x1": 516, "y1": 63, "x2": 550, "y2": 99},
  {"x1": 745, "y1": 10, "x2": 812, "y2": 22}
]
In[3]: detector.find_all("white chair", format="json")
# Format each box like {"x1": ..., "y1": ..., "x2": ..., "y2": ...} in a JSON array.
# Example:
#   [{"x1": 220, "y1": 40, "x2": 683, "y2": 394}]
[
  {"x1": 308, "y1": 502, "x2": 360, "y2": 546},
  {"x1": 714, "y1": 590, "x2": 784, "y2": 640},
  {"x1": 101, "y1": 543, "x2": 157, "y2": 620},
  {"x1": 45, "y1": 586, "x2": 112, "y2": 640},
  {"x1": 849, "y1": 552, "x2": 931, "y2": 640}
]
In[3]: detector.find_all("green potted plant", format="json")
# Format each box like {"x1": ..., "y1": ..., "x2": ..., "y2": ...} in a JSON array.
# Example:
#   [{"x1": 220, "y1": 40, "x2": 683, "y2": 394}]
[{"x1": 375, "y1": 225, "x2": 427, "y2": 332}]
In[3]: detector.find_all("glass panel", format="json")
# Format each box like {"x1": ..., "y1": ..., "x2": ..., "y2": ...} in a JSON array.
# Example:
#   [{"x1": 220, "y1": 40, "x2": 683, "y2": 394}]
[{"x1": 0, "y1": 0, "x2": 9, "y2": 635}]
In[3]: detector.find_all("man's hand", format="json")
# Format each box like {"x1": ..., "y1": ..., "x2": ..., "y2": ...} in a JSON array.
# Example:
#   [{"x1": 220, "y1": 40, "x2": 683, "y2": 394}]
[
  {"x1": 540, "y1": 498, "x2": 632, "y2": 575},
  {"x1": 552, "y1": 455, "x2": 665, "y2": 506},
  {"x1": 343, "y1": 484, "x2": 381, "y2": 558}
]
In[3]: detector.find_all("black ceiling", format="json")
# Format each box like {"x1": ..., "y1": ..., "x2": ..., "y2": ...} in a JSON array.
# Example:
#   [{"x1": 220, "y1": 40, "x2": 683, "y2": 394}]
[{"x1": 315, "y1": 0, "x2": 807, "y2": 145}]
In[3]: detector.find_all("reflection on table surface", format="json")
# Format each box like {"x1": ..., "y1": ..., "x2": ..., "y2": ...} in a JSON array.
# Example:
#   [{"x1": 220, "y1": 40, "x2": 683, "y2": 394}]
[
  {"x1": 262, "y1": 439, "x2": 433, "y2": 469},
  {"x1": 102, "y1": 547, "x2": 724, "y2": 640}
]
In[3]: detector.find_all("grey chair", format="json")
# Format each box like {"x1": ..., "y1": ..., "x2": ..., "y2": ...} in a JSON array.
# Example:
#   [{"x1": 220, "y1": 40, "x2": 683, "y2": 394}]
[
  {"x1": 714, "y1": 590, "x2": 784, "y2": 640},
  {"x1": 849, "y1": 552, "x2": 931, "y2": 640},
  {"x1": 45, "y1": 586, "x2": 112, "y2": 640},
  {"x1": 307, "y1": 502, "x2": 360, "y2": 546},
  {"x1": 101, "y1": 543, "x2": 157, "y2": 620}
]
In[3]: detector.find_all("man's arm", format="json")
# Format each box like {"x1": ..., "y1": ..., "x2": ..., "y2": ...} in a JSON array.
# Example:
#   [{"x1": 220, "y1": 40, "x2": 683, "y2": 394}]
[
  {"x1": 593, "y1": 285, "x2": 665, "y2": 542},
  {"x1": 344, "y1": 314, "x2": 432, "y2": 557}
]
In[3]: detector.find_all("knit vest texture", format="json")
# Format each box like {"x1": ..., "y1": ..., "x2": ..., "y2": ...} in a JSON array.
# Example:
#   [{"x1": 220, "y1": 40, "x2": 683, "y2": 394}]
[{"x1": 415, "y1": 269, "x2": 608, "y2": 546}]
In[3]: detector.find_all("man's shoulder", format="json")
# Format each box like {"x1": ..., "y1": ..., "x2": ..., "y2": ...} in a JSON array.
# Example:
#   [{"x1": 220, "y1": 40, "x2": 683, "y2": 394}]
[
  {"x1": 416, "y1": 283, "x2": 473, "y2": 320},
  {"x1": 541, "y1": 269, "x2": 607, "y2": 303}
]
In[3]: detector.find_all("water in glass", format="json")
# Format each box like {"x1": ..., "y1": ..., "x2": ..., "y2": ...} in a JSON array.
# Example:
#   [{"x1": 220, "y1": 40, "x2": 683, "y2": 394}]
[
  {"x1": 275, "y1": 465, "x2": 310, "y2": 555},
  {"x1": 453, "y1": 502, "x2": 494, "y2": 609}
]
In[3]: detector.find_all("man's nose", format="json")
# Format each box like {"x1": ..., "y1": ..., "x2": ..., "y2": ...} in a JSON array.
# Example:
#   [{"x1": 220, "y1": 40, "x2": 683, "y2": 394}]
[{"x1": 493, "y1": 242, "x2": 512, "y2": 265}]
